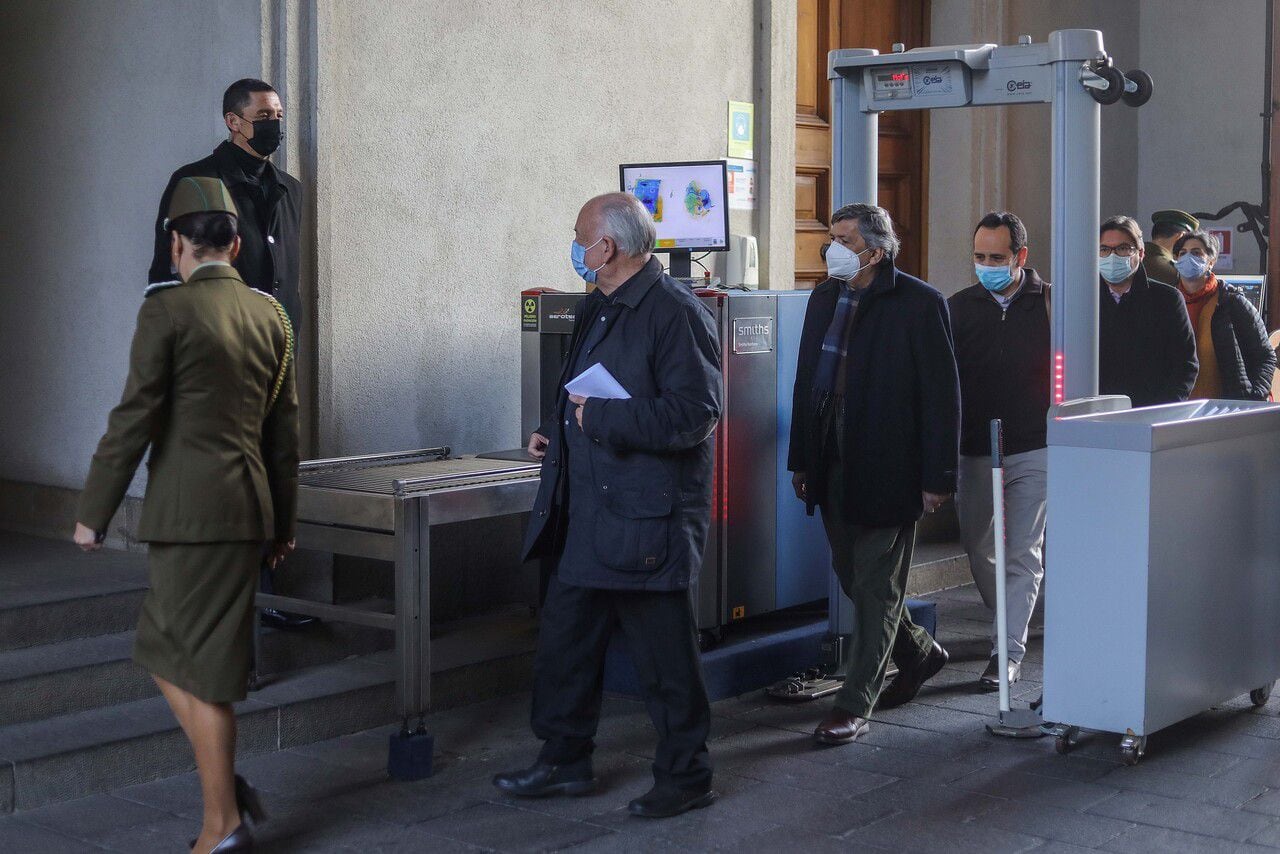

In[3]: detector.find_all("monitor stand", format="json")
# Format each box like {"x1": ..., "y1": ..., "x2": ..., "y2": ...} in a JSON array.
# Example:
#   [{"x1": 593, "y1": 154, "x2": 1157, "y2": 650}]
[{"x1": 667, "y1": 250, "x2": 692, "y2": 279}]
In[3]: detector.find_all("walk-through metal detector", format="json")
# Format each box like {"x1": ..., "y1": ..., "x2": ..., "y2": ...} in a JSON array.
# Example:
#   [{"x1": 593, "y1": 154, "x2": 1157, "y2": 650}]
[{"x1": 795, "y1": 30, "x2": 1150, "y2": 699}]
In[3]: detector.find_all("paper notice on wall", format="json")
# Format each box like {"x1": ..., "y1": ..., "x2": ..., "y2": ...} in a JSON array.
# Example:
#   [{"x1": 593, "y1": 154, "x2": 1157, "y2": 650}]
[
  {"x1": 1208, "y1": 227, "x2": 1233, "y2": 271},
  {"x1": 726, "y1": 158, "x2": 756, "y2": 210},
  {"x1": 727, "y1": 100, "x2": 754, "y2": 159}
]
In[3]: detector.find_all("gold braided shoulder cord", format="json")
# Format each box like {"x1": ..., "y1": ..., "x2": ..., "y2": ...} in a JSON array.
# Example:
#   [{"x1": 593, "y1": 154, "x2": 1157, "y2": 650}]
[{"x1": 263, "y1": 295, "x2": 294, "y2": 413}]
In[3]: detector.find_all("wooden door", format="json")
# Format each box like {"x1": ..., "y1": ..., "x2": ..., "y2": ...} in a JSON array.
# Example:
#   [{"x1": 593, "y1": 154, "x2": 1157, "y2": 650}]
[{"x1": 795, "y1": 0, "x2": 930, "y2": 288}]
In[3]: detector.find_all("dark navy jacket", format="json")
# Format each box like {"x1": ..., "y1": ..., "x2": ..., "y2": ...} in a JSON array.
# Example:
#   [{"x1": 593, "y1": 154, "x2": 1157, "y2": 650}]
[
  {"x1": 788, "y1": 264, "x2": 960, "y2": 527},
  {"x1": 1098, "y1": 267, "x2": 1197, "y2": 407},
  {"x1": 522, "y1": 257, "x2": 723, "y2": 591}
]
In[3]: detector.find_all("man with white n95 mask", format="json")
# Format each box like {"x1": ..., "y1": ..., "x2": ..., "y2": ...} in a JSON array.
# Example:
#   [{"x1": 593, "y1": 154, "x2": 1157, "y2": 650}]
[{"x1": 788, "y1": 203, "x2": 959, "y2": 746}]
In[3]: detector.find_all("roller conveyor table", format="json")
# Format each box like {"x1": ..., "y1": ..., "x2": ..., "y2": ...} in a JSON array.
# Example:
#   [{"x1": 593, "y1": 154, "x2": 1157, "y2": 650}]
[{"x1": 255, "y1": 447, "x2": 541, "y2": 742}]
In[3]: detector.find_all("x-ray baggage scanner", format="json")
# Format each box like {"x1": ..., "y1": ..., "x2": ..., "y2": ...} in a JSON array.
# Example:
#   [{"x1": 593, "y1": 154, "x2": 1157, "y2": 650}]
[{"x1": 795, "y1": 31, "x2": 1152, "y2": 697}]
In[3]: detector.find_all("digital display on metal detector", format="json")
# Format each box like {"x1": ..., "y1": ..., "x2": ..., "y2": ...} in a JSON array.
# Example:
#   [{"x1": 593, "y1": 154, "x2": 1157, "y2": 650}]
[{"x1": 872, "y1": 66, "x2": 913, "y2": 100}]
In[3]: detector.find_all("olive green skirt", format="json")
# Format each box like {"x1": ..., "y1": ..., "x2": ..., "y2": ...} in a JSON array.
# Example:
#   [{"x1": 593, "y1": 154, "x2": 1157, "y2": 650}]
[{"x1": 134, "y1": 541, "x2": 262, "y2": 704}]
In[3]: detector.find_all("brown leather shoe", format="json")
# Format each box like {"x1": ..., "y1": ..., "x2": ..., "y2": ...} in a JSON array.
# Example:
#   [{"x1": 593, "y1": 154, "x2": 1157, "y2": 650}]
[{"x1": 813, "y1": 708, "x2": 870, "y2": 745}]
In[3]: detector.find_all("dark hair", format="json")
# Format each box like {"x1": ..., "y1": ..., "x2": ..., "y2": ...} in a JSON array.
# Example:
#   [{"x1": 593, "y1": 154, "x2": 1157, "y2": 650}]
[
  {"x1": 1151, "y1": 220, "x2": 1188, "y2": 241},
  {"x1": 170, "y1": 211, "x2": 238, "y2": 258},
  {"x1": 831, "y1": 203, "x2": 900, "y2": 263},
  {"x1": 1172, "y1": 229, "x2": 1220, "y2": 259},
  {"x1": 222, "y1": 78, "x2": 276, "y2": 117},
  {"x1": 1100, "y1": 215, "x2": 1144, "y2": 248},
  {"x1": 973, "y1": 211, "x2": 1027, "y2": 255}
]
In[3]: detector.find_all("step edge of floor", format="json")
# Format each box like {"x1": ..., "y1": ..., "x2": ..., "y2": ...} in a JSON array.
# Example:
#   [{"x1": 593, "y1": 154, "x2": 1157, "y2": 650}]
[
  {"x1": 0, "y1": 583, "x2": 148, "y2": 614},
  {"x1": 0, "y1": 631, "x2": 136, "y2": 683},
  {"x1": 0, "y1": 652, "x2": 399, "y2": 763}
]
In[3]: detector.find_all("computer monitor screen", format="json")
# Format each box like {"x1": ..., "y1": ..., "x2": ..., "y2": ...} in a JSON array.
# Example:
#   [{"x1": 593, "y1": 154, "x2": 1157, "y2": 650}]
[{"x1": 619, "y1": 160, "x2": 730, "y2": 255}]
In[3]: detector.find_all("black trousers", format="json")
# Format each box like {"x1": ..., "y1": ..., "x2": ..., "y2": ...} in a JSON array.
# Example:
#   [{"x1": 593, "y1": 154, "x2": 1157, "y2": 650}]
[{"x1": 531, "y1": 575, "x2": 712, "y2": 791}]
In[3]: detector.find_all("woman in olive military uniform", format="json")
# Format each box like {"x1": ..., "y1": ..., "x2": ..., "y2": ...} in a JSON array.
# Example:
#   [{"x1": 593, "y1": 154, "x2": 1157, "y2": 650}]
[{"x1": 74, "y1": 177, "x2": 298, "y2": 854}]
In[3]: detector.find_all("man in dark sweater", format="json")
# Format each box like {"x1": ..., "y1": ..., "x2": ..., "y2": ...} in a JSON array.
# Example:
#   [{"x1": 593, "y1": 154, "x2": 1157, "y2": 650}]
[
  {"x1": 1098, "y1": 215, "x2": 1198, "y2": 407},
  {"x1": 148, "y1": 78, "x2": 310, "y2": 632},
  {"x1": 948, "y1": 212, "x2": 1049, "y2": 690}
]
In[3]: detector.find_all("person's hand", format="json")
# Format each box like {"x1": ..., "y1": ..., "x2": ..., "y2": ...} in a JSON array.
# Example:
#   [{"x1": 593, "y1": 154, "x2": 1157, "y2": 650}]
[
  {"x1": 527, "y1": 431, "x2": 550, "y2": 460},
  {"x1": 922, "y1": 491, "x2": 950, "y2": 514},
  {"x1": 268, "y1": 539, "x2": 295, "y2": 569},
  {"x1": 568, "y1": 394, "x2": 588, "y2": 430},
  {"x1": 73, "y1": 522, "x2": 103, "y2": 552},
  {"x1": 791, "y1": 471, "x2": 807, "y2": 502}
]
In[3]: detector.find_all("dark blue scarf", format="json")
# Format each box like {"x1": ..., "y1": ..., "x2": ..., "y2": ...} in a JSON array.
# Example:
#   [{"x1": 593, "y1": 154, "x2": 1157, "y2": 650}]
[{"x1": 812, "y1": 283, "x2": 863, "y2": 400}]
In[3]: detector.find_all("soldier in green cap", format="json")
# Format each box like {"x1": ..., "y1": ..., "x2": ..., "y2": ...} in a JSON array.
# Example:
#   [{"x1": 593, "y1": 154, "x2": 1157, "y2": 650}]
[
  {"x1": 73, "y1": 175, "x2": 296, "y2": 853},
  {"x1": 1143, "y1": 209, "x2": 1200, "y2": 286}
]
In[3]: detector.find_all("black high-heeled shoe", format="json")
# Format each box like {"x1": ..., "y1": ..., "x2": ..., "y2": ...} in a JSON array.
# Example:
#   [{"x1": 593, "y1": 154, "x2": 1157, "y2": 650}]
[
  {"x1": 234, "y1": 775, "x2": 267, "y2": 825},
  {"x1": 189, "y1": 776, "x2": 267, "y2": 849},
  {"x1": 208, "y1": 823, "x2": 254, "y2": 852}
]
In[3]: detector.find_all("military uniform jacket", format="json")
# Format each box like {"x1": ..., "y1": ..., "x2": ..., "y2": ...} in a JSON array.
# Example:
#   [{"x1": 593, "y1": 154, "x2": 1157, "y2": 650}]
[
  {"x1": 1142, "y1": 242, "x2": 1178, "y2": 287},
  {"x1": 78, "y1": 264, "x2": 299, "y2": 543}
]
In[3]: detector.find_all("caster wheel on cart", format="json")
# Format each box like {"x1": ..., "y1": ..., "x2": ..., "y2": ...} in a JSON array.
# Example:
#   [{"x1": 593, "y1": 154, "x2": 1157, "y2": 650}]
[
  {"x1": 1119, "y1": 734, "x2": 1147, "y2": 766},
  {"x1": 1251, "y1": 683, "x2": 1273, "y2": 707},
  {"x1": 1054, "y1": 726, "x2": 1079, "y2": 755}
]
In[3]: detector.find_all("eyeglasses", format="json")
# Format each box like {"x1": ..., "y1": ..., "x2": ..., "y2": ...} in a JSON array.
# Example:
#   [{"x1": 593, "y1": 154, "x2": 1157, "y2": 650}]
[{"x1": 1099, "y1": 244, "x2": 1138, "y2": 258}]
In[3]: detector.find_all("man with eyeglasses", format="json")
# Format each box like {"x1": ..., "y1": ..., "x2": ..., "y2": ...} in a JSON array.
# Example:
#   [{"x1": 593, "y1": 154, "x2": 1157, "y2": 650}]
[{"x1": 1097, "y1": 215, "x2": 1198, "y2": 407}]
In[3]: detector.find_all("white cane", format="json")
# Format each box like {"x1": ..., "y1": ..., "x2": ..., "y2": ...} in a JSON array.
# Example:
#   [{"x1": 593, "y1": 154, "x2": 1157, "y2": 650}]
[
  {"x1": 991, "y1": 419, "x2": 1012, "y2": 713},
  {"x1": 986, "y1": 418, "x2": 1044, "y2": 738}
]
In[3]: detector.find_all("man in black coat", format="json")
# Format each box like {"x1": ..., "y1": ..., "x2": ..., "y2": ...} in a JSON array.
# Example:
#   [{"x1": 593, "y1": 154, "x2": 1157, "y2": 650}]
[
  {"x1": 1098, "y1": 215, "x2": 1198, "y2": 407},
  {"x1": 788, "y1": 204, "x2": 958, "y2": 746},
  {"x1": 494, "y1": 193, "x2": 723, "y2": 819},
  {"x1": 148, "y1": 78, "x2": 303, "y2": 327},
  {"x1": 148, "y1": 78, "x2": 309, "y2": 632}
]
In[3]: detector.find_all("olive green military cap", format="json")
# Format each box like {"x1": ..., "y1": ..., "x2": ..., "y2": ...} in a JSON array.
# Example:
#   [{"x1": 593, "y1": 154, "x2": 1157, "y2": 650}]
[
  {"x1": 164, "y1": 176, "x2": 239, "y2": 228},
  {"x1": 1151, "y1": 209, "x2": 1199, "y2": 232}
]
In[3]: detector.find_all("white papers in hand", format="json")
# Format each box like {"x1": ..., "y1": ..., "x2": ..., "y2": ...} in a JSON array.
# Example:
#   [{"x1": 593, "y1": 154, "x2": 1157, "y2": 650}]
[{"x1": 565, "y1": 363, "x2": 631, "y2": 400}]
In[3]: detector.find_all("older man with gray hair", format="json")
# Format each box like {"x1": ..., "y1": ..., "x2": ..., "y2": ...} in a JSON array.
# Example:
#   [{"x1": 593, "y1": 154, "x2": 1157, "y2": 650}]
[
  {"x1": 789, "y1": 203, "x2": 959, "y2": 745},
  {"x1": 494, "y1": 192, "x2": 723, "y2": 818}
]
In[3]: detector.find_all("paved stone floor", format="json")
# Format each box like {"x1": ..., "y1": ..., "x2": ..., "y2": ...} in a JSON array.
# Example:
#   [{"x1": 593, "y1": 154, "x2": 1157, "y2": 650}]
[{"x1": 7, "y1": 583, "x2": 1280, "y2": 852}]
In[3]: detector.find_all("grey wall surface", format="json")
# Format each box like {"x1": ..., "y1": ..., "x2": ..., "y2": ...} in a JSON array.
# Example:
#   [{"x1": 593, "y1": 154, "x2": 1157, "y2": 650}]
[
  {"x1": 1004, "y1": 0, "x2": 1141, "y2": 286},
  {"x1": 1137, "y1": 0, "x2": 1268, "y2": 275},
  {"x1": 927, "y1": 0, "x2": 1141, "y2": 294},
  {"x1": 314, "y1": 0, "x2": 761, "y2": 456},
  {"x1": 0, "y1": 0, "x2": 262, "y2": 491},
  {"x1": 926, "y1": 0, "x2": 1011, "y2": 293},
  {"x1": 927, "y1": 1, "x2": 1264, "y2": 292}
]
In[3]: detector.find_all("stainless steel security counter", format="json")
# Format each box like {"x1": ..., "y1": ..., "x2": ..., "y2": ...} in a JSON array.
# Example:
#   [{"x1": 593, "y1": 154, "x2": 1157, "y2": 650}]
[
  {"x1": 1043, "y1": 399, "x2": 1280, "y2": 763},
  {"x1": 256, "y1": 447, "x2": 541, "y2": 728}
]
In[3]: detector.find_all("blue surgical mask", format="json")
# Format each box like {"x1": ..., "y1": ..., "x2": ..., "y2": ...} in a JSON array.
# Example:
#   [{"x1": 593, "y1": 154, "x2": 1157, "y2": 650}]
[
  {"x1": 975, "y1": 262, "x2": 1014, "y2": 292},
  {"x1": 1099, "y1": 253, "x2": 1135, "y2": 284},
  {"x1": 1175, "y1": 253, "x2": 1210, "y2": 280},
  {"x1": 571, "y1": 237, "x2": 605, "y2": 284}
]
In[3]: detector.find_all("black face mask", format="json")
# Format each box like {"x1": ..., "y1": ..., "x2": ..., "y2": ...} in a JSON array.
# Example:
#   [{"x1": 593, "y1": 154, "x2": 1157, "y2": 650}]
[{"x1": 245, "y1": 118, "x2": 283, "y2": 157}]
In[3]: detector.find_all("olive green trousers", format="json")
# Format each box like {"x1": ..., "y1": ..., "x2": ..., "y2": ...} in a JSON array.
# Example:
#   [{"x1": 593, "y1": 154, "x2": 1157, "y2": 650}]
[{"x1": 819, "y1": 464, "x2": 932, "y2": 718}]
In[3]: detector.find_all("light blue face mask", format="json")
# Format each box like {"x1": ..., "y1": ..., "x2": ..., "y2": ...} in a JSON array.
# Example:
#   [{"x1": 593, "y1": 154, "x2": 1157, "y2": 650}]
[
  {"x1": 975, "y1": 262, "x2": 1014, "y2": 292},
  {"x1": 1175, "y1": 253, "x2": 1210, "y2": 280},
  {"x1": 1099, "y1": 253, "x2": 1135, "y2": 284},
  {"x1": 571, "y1": 236, "x2": 605, "y2": 284}
]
